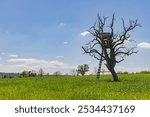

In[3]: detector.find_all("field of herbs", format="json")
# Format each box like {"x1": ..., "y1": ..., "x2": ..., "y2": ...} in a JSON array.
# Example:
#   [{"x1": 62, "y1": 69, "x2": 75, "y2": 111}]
[{"x1": 0, "y1": 73, "x2": 150, "y2": 100}]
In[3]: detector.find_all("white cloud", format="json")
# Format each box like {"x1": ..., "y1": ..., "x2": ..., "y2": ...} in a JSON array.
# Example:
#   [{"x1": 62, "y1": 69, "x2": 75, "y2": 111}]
[
  {"x1": 138, "y1": 42, "x2": 150, "y2": 49},
  {"x1": 59, "y1": 22, "x2": 66, "y2": 27},
  {"x1": 56, "y1": 56, "x2": 64, "y2": 58},
  {"x1": 63, "y1": 41, "x2": 68, "y2": 44},
  {"x1": 8, "y1": 54, "x2": 18, "y2": 58},
  {"x1": 4, "y1": 57, "x2": 75, "y2": 73},
  {"x1": 116, "y1": 66, "x2": 149, "y2": 73},
  {"x1": 1, "y1": 52, "x2": 5, "y2": 55},
  {"x1": 7, "y1": 58, "x2": 65, "y2": 68},
  {"x1": 80, "y1": 31, "x2": 90, "y2": 37}
]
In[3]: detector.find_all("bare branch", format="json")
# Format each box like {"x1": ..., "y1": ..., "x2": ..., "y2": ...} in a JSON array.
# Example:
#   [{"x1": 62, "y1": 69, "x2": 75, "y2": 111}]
[
  {"x1": 86, "y1": 37, "x2": 102, "y2": 47},
  {"x1": 93, "y1": 53, "x2": 105, "y2": 61},
  {"x1": 109, "y1": 13, "x2": 115, "y2": 38},
  {"x1": 82, "y1": 46, "x2": 105, "y2": 59},
  {"x1": 115, "y1": 47, "x2": 138, "y2": 56},
  {"x1": 122, "y1": 18, "x2": 126, "y2": 31},
  {"x1": 116, "y1": 56, "x2": 125, "y2": 63},
  {"x1": 113, "y1": 19, "x2": 140, "y2": 49},
  {"x1": 114, "y1": 46, "x2": 126, "y2": 53}
]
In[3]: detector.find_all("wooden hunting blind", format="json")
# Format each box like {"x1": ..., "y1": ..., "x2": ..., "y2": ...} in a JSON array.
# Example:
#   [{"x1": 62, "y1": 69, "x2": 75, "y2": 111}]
[{"x1": 102, "y1": 32, "x2": 111, "y2": 48}]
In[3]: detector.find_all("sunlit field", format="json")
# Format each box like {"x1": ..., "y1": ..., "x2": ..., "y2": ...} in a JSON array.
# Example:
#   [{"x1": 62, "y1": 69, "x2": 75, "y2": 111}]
[{"x1": 0, "y1": 74, "x2": 150, "y2": 100}]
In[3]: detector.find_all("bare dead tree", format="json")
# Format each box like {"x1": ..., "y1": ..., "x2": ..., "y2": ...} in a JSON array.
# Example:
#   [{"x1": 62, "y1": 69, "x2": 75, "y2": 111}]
[{"x1": 82, "y1": 14, "x2": 141, "y2": 81}]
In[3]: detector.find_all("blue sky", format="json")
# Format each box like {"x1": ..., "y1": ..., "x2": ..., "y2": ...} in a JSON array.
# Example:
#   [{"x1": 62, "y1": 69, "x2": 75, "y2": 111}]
[{"x1": 0, "y1": 0, "x2": 150, "y2": 74}]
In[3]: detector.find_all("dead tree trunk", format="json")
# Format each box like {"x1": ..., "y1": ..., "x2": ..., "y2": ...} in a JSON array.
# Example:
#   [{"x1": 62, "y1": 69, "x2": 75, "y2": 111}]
[{"x1": 109, "y1": 68, "x2": 119, "y2": 81}]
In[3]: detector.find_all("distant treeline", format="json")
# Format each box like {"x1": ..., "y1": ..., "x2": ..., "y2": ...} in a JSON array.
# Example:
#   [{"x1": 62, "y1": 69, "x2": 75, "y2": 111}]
[
  {"x1": 136, "y1": 70, "x2": 150, "y2": 74},
  {"x1": 117, "y1": 70, "x2": 150, "y2": 74},
  {"x1": 0, "y1": 72, "x2": 20, "y2": 78},
  {"x1": 0, "y1": 70, "x2": 150, "y2": 79},
  {"x1": 0, "y1": 69, "x2": 62, "y2": 78}
]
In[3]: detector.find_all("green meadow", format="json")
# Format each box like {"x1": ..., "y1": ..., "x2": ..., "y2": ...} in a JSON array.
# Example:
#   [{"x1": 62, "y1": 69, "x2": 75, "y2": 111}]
[{"x1": 0, "y1": 74, "x2": 150, "y2": 100}]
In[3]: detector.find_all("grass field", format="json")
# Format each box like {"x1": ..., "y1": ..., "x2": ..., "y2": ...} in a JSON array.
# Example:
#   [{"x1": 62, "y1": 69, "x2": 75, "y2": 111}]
[{"x1": 0, "y1": 74, "x2": 150, "y2": 100}]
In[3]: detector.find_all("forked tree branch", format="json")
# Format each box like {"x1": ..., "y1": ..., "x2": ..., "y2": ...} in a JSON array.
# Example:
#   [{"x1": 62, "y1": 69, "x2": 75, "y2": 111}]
[
  {"x1": 113, "y1": 19, "x2": 141, "y2": 49},
  {"x1": 82, "y1": 46, "x2": 105, "y2": 60}
]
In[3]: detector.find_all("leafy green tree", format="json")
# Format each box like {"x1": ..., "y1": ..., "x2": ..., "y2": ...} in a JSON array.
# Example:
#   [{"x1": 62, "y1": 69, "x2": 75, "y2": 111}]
[
  {"x1": 20, "y1": 71, "x2": 28, "y2": 77},
  {"x1": 53, "y1": 71, "x2": 62, "y2": 76},
  {"x1": 77, "y1": 64, "x2": 89, "y2": 76},
  {"x1": 38, "y1": 68, "x2": 44, "y2": 77},
  {"x1": 28, "y1": 70, "x2": 37, "y2": 77}
]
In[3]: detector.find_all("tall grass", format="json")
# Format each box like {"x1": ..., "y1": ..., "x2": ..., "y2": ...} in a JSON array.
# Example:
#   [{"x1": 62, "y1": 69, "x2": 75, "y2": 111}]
[{"x1": 0, "y1": 74, "x2": 150, "y2": 100}]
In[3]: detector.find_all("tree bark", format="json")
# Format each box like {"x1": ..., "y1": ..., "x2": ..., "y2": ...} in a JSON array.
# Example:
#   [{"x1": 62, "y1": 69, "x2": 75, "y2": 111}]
[
  {"x1": 81, "y1": 72, "x2": 85, "y2": 76},
  {"x1": 110, "y1": 68, "x2": 119, "y2": 81}
]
